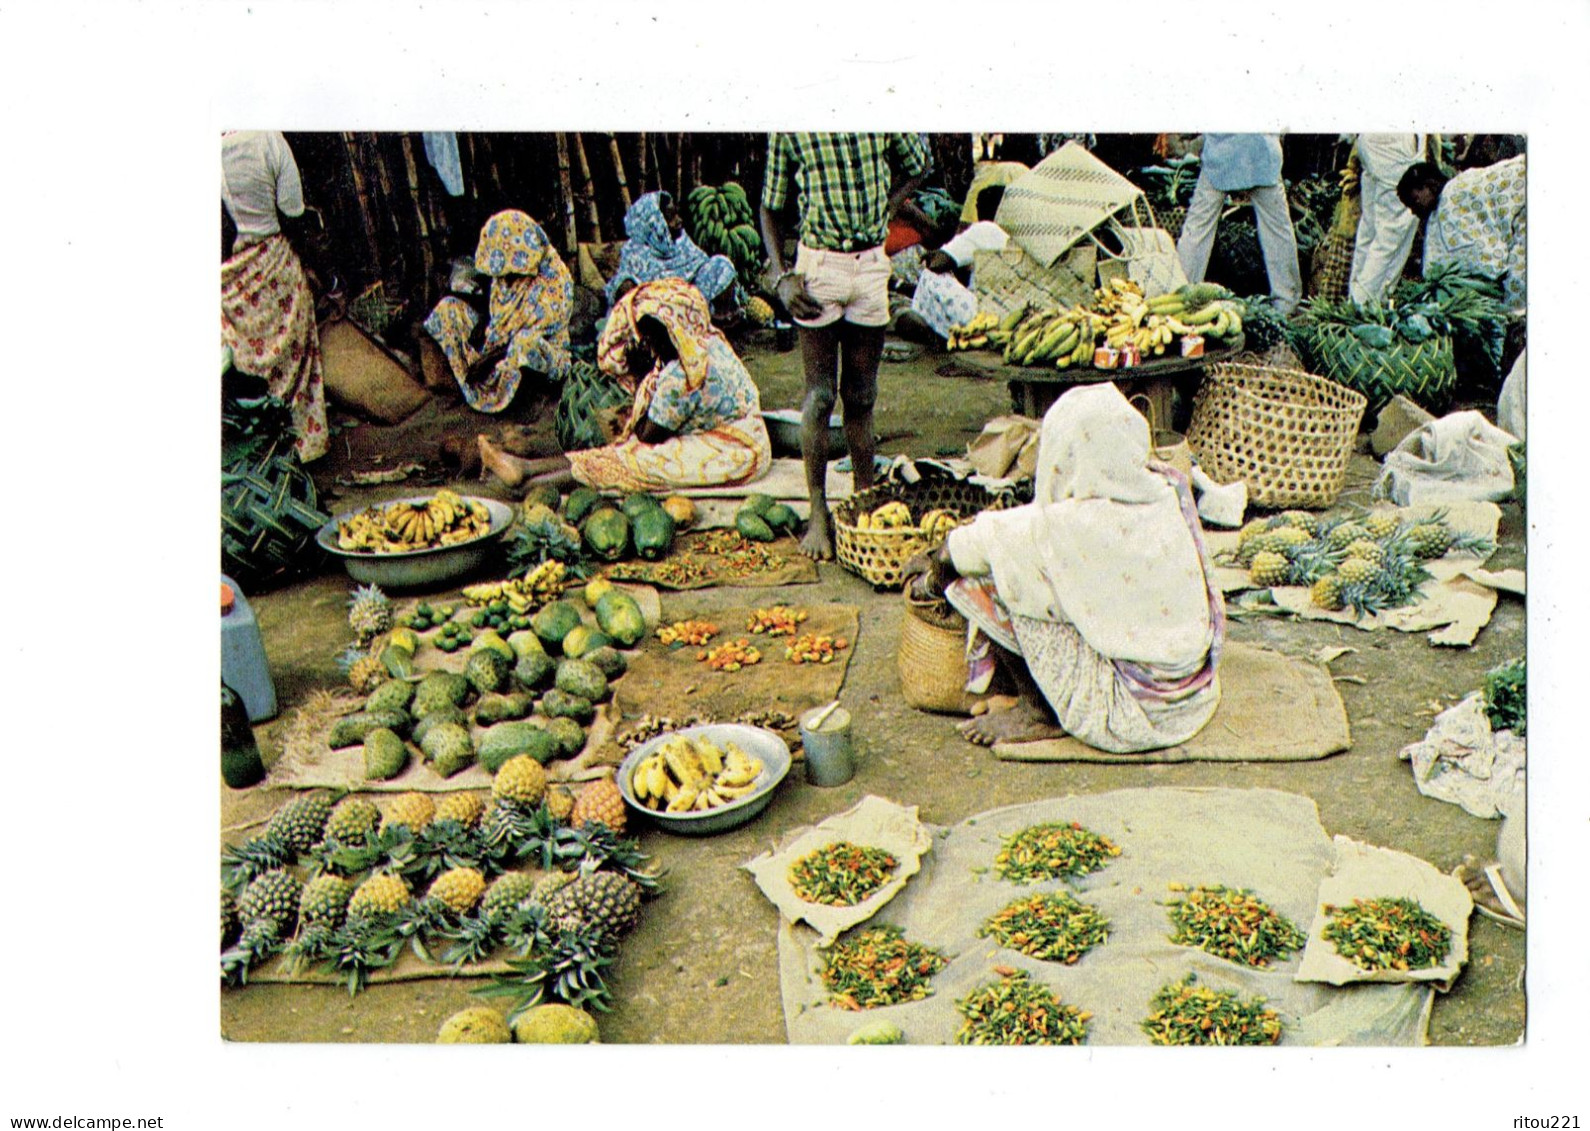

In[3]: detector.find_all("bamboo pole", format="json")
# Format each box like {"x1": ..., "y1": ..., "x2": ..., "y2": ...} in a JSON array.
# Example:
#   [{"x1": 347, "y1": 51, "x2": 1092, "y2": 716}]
[
  {"x1": 636, "y1": 132, "x2": 650, "y2": 194},
  {"x1": 572, "y1": 132, "x2": 602, "y2": 242},
  {"x1": 341, "y1": 132, "x2": 383, "y2": 276},
  {"x1": 673, "y1": 133, "x2": 685, "y2": 202},
  {"x1": 398, "y1": 133, "x2": 436, "y2": 294},
  {"x1": 608, "y1": 133, "x2": 632, "y2": 212},
  {"x1": 554, "y1": 132, "x2": 579, "y2": 254}
]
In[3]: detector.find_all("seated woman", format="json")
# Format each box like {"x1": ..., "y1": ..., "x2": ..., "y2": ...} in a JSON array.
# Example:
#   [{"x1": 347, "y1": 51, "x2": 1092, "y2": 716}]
[
  {"x1": 424, "y1": 210, "x2": 574, "y2": 413},
  {"x1": 478, "y1": 282, "x2": 771, "y2": 493},
  {"x1": 907, "y1": 384, "x2": 1225, "y2": 753},
  {"x1": 596, "y1": 275, "x2": 712, "y2": 392},
  {"x1": 605, "y1": 191, "x2": 741, "y2": 318}
]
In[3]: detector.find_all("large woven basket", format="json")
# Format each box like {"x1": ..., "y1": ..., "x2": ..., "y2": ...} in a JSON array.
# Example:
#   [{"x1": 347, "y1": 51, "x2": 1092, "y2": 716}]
[
  {"x1": 899, "y1": 593, "x2": 976, "y2": 714},
  {"x1": 221, "y1": 446, "x2": 330, "y2": 592},
  {"x1": 973, "y1": 243, "x2": 1097, "y2": 323},
  {"x1": 1186, "y1": 361, "x2": 1367, "y2": 509},
  {"x1": 834, "y1": 475, "x2": 1015, "y2": 590},
  {"x1": 1308, "y1": 229, "x2": 1356, "y2": 300},
  {"x1": 995, "y1": 142, "x2": 1145, "y2": 267},
  {"x1": 555, "y1": 360, "x2": 634, "y2": 453},
  {"x1": 1305, "y1": 323, "x2": 1456, "y2": 417}
]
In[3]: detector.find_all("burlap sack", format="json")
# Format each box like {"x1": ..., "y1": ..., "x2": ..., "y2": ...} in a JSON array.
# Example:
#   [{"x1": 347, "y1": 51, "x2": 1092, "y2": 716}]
[{"x1": 320, "y1": 320, "x2": 430, "y2": 424}]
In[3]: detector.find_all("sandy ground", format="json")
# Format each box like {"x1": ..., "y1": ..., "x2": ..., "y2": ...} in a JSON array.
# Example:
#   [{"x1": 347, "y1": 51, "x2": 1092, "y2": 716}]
[{"x1": 221, "y1": 335, "x2": 1525, "y2": 1045}]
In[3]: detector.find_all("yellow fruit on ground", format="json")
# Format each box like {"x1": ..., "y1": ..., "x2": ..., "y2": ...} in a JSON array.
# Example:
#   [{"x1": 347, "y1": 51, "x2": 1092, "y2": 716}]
[
  {"x1": 492, "y1": 755, "x2": 548, "y2": 808},
  {"x1": 661, "y1": 496, "x2": 697, "y2": 528},
  {"x1": 428, "y1": 867, "x2": 487, "y2": 914},
  {"x1": 437, "y1": 1007, "x2": 512, "y2": 1044},
  {"x1": 435, "y1": 792, "x2": 485, "y2": 827},
  {"x1": 571, "y1": 777, "x2": 627, "y2": 834},
  {"x1": 381, "y1": 792, "x2": 436, "y2": 834}
]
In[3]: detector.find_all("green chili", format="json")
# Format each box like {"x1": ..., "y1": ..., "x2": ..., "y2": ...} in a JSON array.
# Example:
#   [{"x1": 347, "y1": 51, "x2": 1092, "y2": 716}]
[
  {"x1": 1164, "y1": 884, "x2": 1307, "y2": 968},
  {"x1": 1321, "y1": 897, "x2": 1452, "y2": 972},
  {"x1": 788, "y1": 842, "x2": 899, "y2": 906},
  {"x1": 955, "y1": 970, "x2": 1090, "y2": 1045},
  {"x1": 980, "y1": 892, "x2": 1109, "y2": 964},
  {"x1": 1141, "y1": 973, "x2": 1283, "y2": 1046},
  {"x1": 819, "y1": 925, "x2": 947, "y2": 1010},
  {"x1": 993, "y1": 821, "x2": 1121, "y2": 885}
]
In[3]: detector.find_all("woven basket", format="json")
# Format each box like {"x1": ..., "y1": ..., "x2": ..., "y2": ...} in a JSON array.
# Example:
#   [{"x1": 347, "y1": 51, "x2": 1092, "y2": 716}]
[
  {"x1": 1159, "y1": 206, "x2": 1187, "y2": 240},
  {"x1": 221, "y1": 445, "x2": 331, "y2": 592},
  {"x1": 973, "y1": 243, "x2": 1097, "y2": 323},
  {"x1": 834, "y1": 475, "x2": 1015, "y2": 590},
  {"x1": 899, "y1": 594, "x2": 975, "y2": 714},
  {"x1": 555, "y1": 360, "x2": 634, "y2": 453},
  {"x1": 1305, "y1": 324, "x2": 1457, "y2": 417},
  {"x1": 1186, "y1": 361, "x2": 1367, "y2": 509},
  {"x1": 995, "y1": 142, "x2": 1145, "y2": 268},
  {"x1": 1308, "y1": 229, "x2": 1356, "y2": 300}
]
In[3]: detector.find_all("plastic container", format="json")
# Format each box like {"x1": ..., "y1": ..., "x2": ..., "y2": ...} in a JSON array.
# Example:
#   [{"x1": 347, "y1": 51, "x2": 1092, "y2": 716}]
[
  {"x1": 222, "y1": 682, "x2": 267, "y2": 789},
  {"x1": 221, "y1": 574, "x2": 278, "y2": 722},
  {"x1": 800, "y1": 705, "x2": 855, "y2": 787}
]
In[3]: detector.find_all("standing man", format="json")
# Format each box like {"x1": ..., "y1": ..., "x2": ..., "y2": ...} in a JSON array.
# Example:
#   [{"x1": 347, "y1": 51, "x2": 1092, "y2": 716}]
[
  {"x1": 1348, "y1": 133, "x2": 1425, "y2": 304},
  {"x1": 759, "y1": 132, "x2": 931, "y2": 559},
  {"x1": 1176, "y1": 133, "x2": 1302, "y2": 315}
]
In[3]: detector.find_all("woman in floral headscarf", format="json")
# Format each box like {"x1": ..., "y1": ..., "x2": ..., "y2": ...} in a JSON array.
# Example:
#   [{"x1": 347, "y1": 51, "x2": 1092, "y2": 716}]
[
  {"x1": 604, "y1": 191, "x2": 741, "y2": 314},
  {"x1": 477, "y1": 279, "x2": 771, "y2": 492},
  {"x1": 424, "y1": 210, "x2": 574, "y2": 413},
  {"x1": 906, "y1": 383, "x2": 1225, "y2": 753}
]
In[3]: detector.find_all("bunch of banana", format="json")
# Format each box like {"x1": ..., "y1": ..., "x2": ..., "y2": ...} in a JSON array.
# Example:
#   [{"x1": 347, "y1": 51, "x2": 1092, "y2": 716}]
[
  {"x1": 336, "y1": 490, "x2": 491, "y2": 554},
  {"x1": 946, "y1": 311, "x2": 1000, "y2": 351},
  {"x1": 686, "y1": 182, "x2": 764, "y2": 281},
  {"x1": 853, "y1": 500, "x2": 913, "y2": 531},
  {"x1": 1137, "y1": 285, "x2": 1246, "y2": 344},
  {"x1": 1003, "y1": 305, "x2": 1101, "y2": 370},
  {"x1": 460, "y1": 560, "x2": 566, "y2": 613},
  {"x1": 631, "y1": 733, "x2": 765, "y2": 813}
]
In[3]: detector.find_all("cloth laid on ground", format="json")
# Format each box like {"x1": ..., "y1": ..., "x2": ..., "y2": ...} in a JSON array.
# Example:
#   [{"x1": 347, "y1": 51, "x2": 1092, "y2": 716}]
[
  {"x1": 776, "y1": 789, "x2": 1435, "y2": 1045},
  {"x1": 746, "y1": 796, "x2": 934, "y2": 947},
  {"x1": 1374, "y1": 410, "x2": 1519, "y2": 505},
  {"x1": 1398, "y1": 693, "x2": 1525, "y2": 819},
  {"x1": 606, "y1": 530, "x2": 820, "y2": 589},
  {"x1": 1212, "y1": 501, "x2": 1508, "y2": 646},
  {"x1": 651, "y1": 456, "x2": 856, "y2": 531},
  {"x1": 1498, "y1": 354, "x2": 1525, "y2": 442},
  {"x1": 992, "y1": 642, "x2": 1349, "y2": 764},
  {"x1": 1297, "y1": 837, "x2": 1472, "y2": 992},
  {"x1": 269, "y1": 585, "x2": 660, "y2": 792},
  {"x1": 613, "y1": 604, "x2": 858, "y2": 723},
  {"x1": 319, "y1": 319, "x2": 431, "y2": 425}
]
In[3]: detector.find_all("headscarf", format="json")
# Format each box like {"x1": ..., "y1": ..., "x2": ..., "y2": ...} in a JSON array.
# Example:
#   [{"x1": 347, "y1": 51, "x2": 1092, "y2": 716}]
[
  {"x1": 605, "y1": 192, "x2": 712, "y2": 304},
  {"x1": 474, "y1": 209, "x2": 552, "y2": 277},
  {"x1": 597, "y1": 278, "x2": 718, "y2": 391},
  {"x1": 946, "y1": 383, "x2": 1215, "y2": 667},
  {"x1": 473, "y1": 211, "x2": 573, "y2": 350}
]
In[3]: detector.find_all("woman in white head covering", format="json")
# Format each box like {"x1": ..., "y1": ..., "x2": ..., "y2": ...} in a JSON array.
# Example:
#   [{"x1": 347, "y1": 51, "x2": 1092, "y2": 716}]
[{"x1": 908, "y1": 383, "x2": 1225, "y2": 752}]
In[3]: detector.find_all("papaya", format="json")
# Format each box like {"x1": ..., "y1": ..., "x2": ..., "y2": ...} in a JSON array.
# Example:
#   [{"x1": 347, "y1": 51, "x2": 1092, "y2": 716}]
[
  {"x1": 478, "y1": 721, "x2": 560, "y2": 771},
  {"x1": 621, "y1": 492, "x2": 663, "y2": 521},
  {"x1": 522, "y1": 481, "x2": 561, "y2": 512},
  {"x1": 631, "y1": 505, "x2": 676, "y2": 561},
  {"x1": 583, "y1": 576, "x2": 616, "y2": 608},
  {"x1": 741, "y1": 493, "x2": 777, "y2": 517},
  {"x1": 582, "y1": 507, "x2": 631, "y2": 561},
  {"x1": 532, "y1": 600, "x2": 584, "y2": 651},
  {"x1": 564, "y1": 486, "x2": 603, "y2": 526},
  {"x1": 561, "y1": 625, "x2": 613, "y2": 659},
  {"x1": 736, "y1": 510, "x2": 776, "y2": 543},
  {"x1": 594, "y1": 590, "x2": 646, "y2": 647},
  {"x1": 763, "y1": 503, "x2": 798, "y2": 534}
]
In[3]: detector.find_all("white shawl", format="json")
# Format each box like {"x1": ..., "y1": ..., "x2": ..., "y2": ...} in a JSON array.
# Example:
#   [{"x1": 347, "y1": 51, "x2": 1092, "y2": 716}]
[{"x1": 946, "y1": 384, "x2": 1213, "y2": 668}]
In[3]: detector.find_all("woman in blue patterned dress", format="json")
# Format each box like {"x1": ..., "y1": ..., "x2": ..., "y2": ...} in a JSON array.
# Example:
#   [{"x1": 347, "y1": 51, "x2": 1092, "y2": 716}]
[{"x1": 605, "y1": 191, "x2": 741, "y2": 315}]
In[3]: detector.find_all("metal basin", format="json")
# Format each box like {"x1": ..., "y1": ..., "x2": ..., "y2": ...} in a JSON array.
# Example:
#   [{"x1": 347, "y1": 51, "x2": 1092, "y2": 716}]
[
  {"x1": 315, "y1": 495, "x2": 515, "y2": 590},
  {"x1": 618, "y1": 724, "x2": 792, "y2": 835}
]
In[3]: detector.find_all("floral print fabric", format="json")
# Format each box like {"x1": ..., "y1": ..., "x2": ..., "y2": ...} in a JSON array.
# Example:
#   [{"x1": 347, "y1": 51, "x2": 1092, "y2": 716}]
[
  {"x1": 604, "y1": 192, "x2": 740, "y2": 306},
  {"x1": 1424, "y1": 155, "x2": 1526, "y2": 308}
]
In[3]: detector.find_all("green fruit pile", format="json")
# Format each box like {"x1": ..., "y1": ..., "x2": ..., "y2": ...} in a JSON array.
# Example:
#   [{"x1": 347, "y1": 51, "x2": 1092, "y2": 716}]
[{"x1": 685, "y1": 182, "x2": 763, "y2": 283}]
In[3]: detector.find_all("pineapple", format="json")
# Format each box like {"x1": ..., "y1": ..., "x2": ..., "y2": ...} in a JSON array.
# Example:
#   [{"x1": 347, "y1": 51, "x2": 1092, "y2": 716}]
[
  {"x1": 532, "y1": 871, "x2": 578, "y2": 905},
  {"x1": 348, "y1": 872, "x2": 411, "y2": 919},
  {"x1": 571, "y1": 778, "x2": 627, "y2": 834},
  {"x1": 221, "y1": 890, "x2": 240, "y2": 949},
  {"x1": 235, "y1": 869, "x2": 302, "y2": 947},
  {"x1": 325, "y1": 797, "x2": 381, "y2": 845},
  {"x1": 436, "y1": 792, "x2": 486, "y2": 828},
  {"x1": 1325, "y1": 522, "x2": 1370, "y2": 550},
  {"x1": 299, "y1": 875, "x2": 353, "y2": 929},
  {"x1": 1268, "y1": 526, "x2": 1312, "y2": 558},
  {"x1": 481, "y1": 871, "x2": 538, "y2": 920},
  {"x1": 428, "y1": 867, "x2": 487, "y2": 914},
  {"x1": 264, "y1": 791, "x2": 334, "y2": 855},
  {"x1": 382, "y1": 791, "x2": 436, "y2": 834},
  {"x1": 1310, "y1": 575, "x2": 1344, "y2": 611},
  {"x1": 1249, "y1": 550, "x2": 1292, "y2": 588},
  {"x1": 1277, "y1": 510, "x2": 1318, "y2": 534},
  {"x1": 345, "y1": 651, "x2": 389, "y2": 695},
  {"x1": 347, "y1": 584, "x2": 394, "y2": 645},
  {"x1": 493, "y1": 755, "x2": 548, "y2": 809},
  {"x1": 1342, "y1": 539, "x2": 1384, "y2": 566},
  {"x1": 1237, "y1": 519, "x2": 1271, "y2": 547},
  {"x1": 1363, "y1": 511, "x2": 1402, "y2": 540},
  {"x1": 543, "y1": 872, "x2": 642, "y2": 941},
  {"x1": 1407, "y1": 522, "x2": 1453, "y2": 559},
  {"x1": 746, "y1": 295, "x2": 775, "y2": 327},
  {"x1": 545, "y1": 784, "x2": 576, "y2": 822},
  {"x1": 1337, "y1": 557, "x2": 1379, "y2": 586}
]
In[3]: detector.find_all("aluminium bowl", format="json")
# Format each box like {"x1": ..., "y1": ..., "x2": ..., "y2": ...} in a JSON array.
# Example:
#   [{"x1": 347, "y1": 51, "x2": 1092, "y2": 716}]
[
  {"x1": 618, "y1": 723, "x2": 792, "y2": 835},
  {"x1": 315, "y1": 495, "x2": 515, "y2": 590}
]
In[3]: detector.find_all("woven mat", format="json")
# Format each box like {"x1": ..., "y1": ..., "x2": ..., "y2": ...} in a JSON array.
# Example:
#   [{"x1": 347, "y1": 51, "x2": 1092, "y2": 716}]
[
  {"x1": 613, "y1": 605, "x2": 859, "y2": 726},
  {"x1": 776, "y1": 789, "x2": 1437, "y2": 1046},
  {"x1": 606, "y1": 531, "x2": 819, "y2": 590},
  {"x1": 673, "y1": 458, "x2": 854, "y2": 531},
  {"x1": 993, "y1": 643, "x2": 1349, "y2": 764}
]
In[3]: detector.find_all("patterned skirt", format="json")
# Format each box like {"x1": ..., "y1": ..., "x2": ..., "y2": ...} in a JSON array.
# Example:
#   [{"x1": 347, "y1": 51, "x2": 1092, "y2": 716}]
[
  {"x1": 565, "y1": 415, "x2": 772, "y2": 493},
  {"x1": 424, "y1": 296, "x2": 572, "y2": 413}
]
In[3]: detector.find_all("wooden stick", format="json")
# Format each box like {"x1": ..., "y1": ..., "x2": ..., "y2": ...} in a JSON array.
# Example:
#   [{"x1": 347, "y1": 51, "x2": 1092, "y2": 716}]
[
  {"x1": 636, "y1": 131, "x2": 650, "y2": 193},
  {"x1": 554, "y1": 132, "x2": 579, "y2": 254},
  {"x1": 673, "y1": 133, "x2": 684, "y2": 201},
  {"x1": 341, "y1": 132, "x2": 382, "y2": 272},
  {"x1": 398, "y1": 134, "x2": 436, "y2": 293},
  {"x1": 572, "y1": 132, "x2": 602, "y2": 243},
  {"x1": 608, "y1": 132, "x2": 632, "y2": 211}
]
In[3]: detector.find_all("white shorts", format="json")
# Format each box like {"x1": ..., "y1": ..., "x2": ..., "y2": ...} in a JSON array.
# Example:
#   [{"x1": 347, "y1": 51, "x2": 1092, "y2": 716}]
[{"x1": 792, "y1": 243, "x2": 891, "y2": 328}]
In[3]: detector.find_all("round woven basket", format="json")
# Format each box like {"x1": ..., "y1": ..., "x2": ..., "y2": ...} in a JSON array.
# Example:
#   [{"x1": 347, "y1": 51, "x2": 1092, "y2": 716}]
[
  {"x1": 898, "y1": 593, "x2": 975, "y2": 715},
  {"x1": 834, "y1": 476, "x2": 1014, "y2": 590},
  {"x1": 1305, "y1": 323, "x2": 1457, "y2": 417},
  {"x1": 1186, "y1": 361, "x2": 1367, "y2": 509}
]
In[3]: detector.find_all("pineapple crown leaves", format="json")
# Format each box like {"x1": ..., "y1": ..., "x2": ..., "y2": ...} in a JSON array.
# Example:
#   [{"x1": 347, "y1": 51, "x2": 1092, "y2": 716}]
[
  {"x1": 221, "y1": 920, "x2": 286, "y2": 987},
  {"x1": 280, "y1": 921, "x2": 340, "y2": 975},
  {"x1": 319, "y1": 913, "x2": 411, "y2": 997},
  {"x1": 506, "y1": 518, "x2": 591, "y2": 580},
  {"x1": 335, "y1": 643, "x2": 375, "y2": 674},
  {"x1": 437, "y1": 913, "x2": 504, "y2": 970},
  {"x1": 568, "y1": 824, "x2": 666, "y2": 895},
  {"x1": 220, "y1": 836, "x2": 297, "y2": 893}
]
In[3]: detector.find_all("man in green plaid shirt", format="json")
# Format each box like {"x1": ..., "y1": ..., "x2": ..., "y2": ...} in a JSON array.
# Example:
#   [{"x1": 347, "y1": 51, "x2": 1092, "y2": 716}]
[{"x1": 759, "y1": 132, "x2": 930, "y2": 559}]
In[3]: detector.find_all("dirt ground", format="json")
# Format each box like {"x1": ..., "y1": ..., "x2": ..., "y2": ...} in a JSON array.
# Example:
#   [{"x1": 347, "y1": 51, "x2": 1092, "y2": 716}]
[{"x1": 220, "y1": 335, "x2": 1526, "y2": 1045}]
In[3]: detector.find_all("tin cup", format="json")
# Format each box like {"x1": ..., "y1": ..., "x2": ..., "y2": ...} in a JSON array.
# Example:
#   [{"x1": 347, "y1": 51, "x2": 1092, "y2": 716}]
[
  {"x1": 774, "y1": 321, "x2": 797, "y2": 352},
  {"x1": 800, "y1": 706, "x2": 855, "y2": 787}
]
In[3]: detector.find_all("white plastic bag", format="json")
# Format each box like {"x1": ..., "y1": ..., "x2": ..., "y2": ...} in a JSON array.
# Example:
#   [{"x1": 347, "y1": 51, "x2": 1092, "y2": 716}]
[{"x1": 1374, "y1": 410, "x2": 1519, "y2": 506}]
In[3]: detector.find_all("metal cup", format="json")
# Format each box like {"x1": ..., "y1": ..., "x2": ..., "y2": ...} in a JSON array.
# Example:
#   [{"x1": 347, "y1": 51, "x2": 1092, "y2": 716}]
[{"x1": 800, "y1": 706, "x2": 855, "y2": 787}]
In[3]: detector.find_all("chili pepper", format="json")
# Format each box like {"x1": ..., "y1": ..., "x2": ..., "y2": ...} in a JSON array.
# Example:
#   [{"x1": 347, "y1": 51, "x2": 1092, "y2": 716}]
[
  {"x1": 1321, "y1": 897, "x2": 1451, "y2": 972},
  {"x1": 819, "y1": 925, "x2": 947, "y2": 1009},
  {"x1": 788, "y1": 842, "x2": 899, "y2": 906},
  {"x1": 658, "y1": 619, "x2": 720, "y2": 647},
  {"x1": 699, "y1": 639, "x2": 762, "y2": 672},
  {"x1": 1164, "y1": 885, "x2": 1307, "y2": 968},
  {"x1": 980, "y1": 892, "x2": 1110, "y2": 964},
  {"x1": 993, "y1": 822, "x2": 1122, "y2": 884},
  {"x1": 955, "y1": 970, "x2": 1089, "y2": 1045},
  {"x1": 1141, "y1": 973, "x2": 1283, "y2": 1046},
  {"x1": 747, "y1": 605, "x2": 809, "y2": 636}
]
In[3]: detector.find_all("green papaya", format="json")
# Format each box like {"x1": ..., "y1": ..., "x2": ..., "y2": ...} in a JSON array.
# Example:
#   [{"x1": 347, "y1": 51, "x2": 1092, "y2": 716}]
[
  {"x1": 513, "y1": 649, "x2": 556, "y2": 690},
  {"x1": 584, "y1": 646, "x2": 628, "y2": 681},
  {"x1": 582, "y1": 507, "x2": 631, "y2": 561},
  {"x1": 411, "y1": 705, "x2": 468, "y2": 745},
  {"x1": 532, "y1": 600, "x2": 584, "y2": 651},
  {"x1": 763, "y1": 503, "x2": 798, "y2": 534},
  {"x1": 564, "y1": 486, "x2": 603, "y2": 526},
  {"x1": 544, "y1": 717, "x2": 586, "y2": 759},
  {"x1": 365, "y1": 679, "x2": 415, "y2": 715},
  {"x1": 473, "y1": 690, "x2": 534, "y2": 725},
  {"x1": 736, "y1": 511, "x2": 776, "y2": 543},
  {"x1": 561, "y1": 625, "x2": 612, "y2": 659},
  {"x1": 741, "y1": 493, "x2": 777, "y2": 517},
  {"x1": 556, "y1": 658, "x2": 609, "y2": 703},
  {"x1": 522, "y1": 481, "x2": 561, "y2": 512},
  {"x1": 478, "y1": 721, "x2": 559, "y2": 771},
  {"x1": 539, "y1": 689, "x2": 594, "y2": 723},
  {"x1": 594, "y1": 591, "x2": 646, "y2": 647},
  {"x1": 362, "y1": 728, "x2": 408, "y2": 780},
  {"x1": 621, "y1": 492, "x2": 664, "y2": 521},
  {"x1": 631, "y1": 505, "x2": 676, "y2": 561},
  {"x1": 330, "y1": 709, "x2": 411, "y2": 749}
]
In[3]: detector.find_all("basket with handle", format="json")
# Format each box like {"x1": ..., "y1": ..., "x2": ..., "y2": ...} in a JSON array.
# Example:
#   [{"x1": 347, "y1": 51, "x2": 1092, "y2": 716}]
[
  {"x1": 834, "y1": 473, "x2": 1017, "y2": 590},
  {"x1": 898, "y1": 590, "x2": 977, "y2": 714},
  {"x1": 1186, "y1": 360, "x2": 1366, "y2": 509}
]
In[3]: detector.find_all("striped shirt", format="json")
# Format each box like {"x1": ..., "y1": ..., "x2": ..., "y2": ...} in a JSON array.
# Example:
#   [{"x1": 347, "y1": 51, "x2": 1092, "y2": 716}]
[{"x1": 762, "y1": 132, "x2": 931, "y2": 252}]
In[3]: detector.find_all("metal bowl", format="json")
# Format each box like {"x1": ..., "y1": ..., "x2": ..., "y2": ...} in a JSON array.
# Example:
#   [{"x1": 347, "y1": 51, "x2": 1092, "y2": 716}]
[
  {"x1": 315, "y1": 495, "x2": 516, "y2": 590},
  {"x1": 618, "y1": 724, "x2": 792, "y2": 836},
  {"x1": 762, "y1": 410, "x2": 844, "y2": 458}
]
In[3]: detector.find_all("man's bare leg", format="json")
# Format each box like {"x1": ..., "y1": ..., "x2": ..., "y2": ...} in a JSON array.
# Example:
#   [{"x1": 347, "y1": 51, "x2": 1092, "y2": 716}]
[
  {"x1": 839, "y1": 322, "x2": 885, "y2": 493},
  {"x1": 797, "y1": 323, "x2": 842, "y2": 559}
]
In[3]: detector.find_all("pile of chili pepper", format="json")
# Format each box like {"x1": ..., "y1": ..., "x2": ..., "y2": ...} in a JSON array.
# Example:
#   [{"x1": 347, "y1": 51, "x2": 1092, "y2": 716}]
[
  {"x1": 657, "y1": 619, "x2": 719, "y2": 647},
  {"x1": 1141, "y1": 973, "x2": 1283, "y2": 1046},
  {"x1": 788, "y1": 842, "x2": 899, "y2": 906},
  {"x1": 1165, "y1": 884, "x2": 1307, "y2": 968},
  {"x1": 955, "y1": 969, "x2": 1091, "y2": 1045},
  {"x1": 819, "y1": 925, "x2": 948, "y2": 1010},
  {"x1": 747, "y1": 606, "x2": 808, "y2": 636},
  {"x1": 610, "y1": 531, "x2": 790, "y2": 588},
  {"x1": 993, "y1": 821, "x2": 1122, "y2": 884},
  {"x1": 784, "y1": 633, "x2": 849, "y2": 664},
  {"x1": 1321, "y1": 897, "x2": 1452, "y2": 972},
  {"x1": 697, "y1": 639, "x2": 762, "y2": 672},
  {"x1": 980, "y1": 892, "x2": 1110, "y2": 964}
]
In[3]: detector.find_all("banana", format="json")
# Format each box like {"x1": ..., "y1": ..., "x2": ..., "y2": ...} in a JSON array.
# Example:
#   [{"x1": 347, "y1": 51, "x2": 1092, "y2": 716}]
[
  {"x1": 632, "y1": 762, "x2": 653, "y2": 802},
  {"x1": 716, "y1": 780, "x2": 760, "y2": 800},
  {"x1": 694, "y1": 738, "x2": 724, "y2": 776},
  {"x1": 666, "y1": 782, "x2": 701, "y2": 813}
]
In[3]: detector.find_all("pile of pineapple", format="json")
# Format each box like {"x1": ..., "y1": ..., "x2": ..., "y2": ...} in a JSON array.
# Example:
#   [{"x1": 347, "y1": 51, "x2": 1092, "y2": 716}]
[
  {"x1": 221, "y1": 770, "x2": 659, "y2": 1017},
  {"x1": 1231, "y1": 508, "x2": 1493, "y2": 617}
]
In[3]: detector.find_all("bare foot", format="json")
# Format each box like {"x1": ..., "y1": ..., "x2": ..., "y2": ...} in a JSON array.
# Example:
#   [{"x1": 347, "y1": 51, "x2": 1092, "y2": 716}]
[
  {"x1": 1454, "y1": 855, "x2": 1525, "y2": 928},
  {"x1": 801, "y1": 505, "x2": 835, "y2": 560},
  {"x1": 476, "y1": 434, "x2": 526, "y2": 489},
  {"x1": 957, "y1": 700, "x2": 1065, "y2": 746},
  {"x1": 970, "y1": 694, "x2": 1020, "y2": 718}
]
